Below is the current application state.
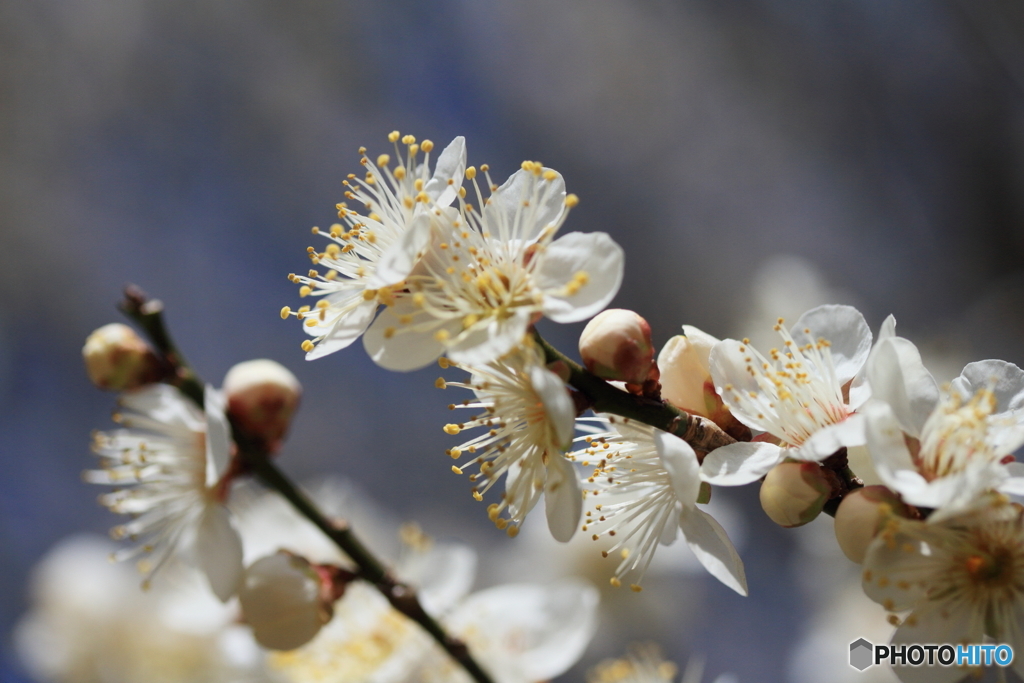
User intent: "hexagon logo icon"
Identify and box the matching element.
[849,638,873,671]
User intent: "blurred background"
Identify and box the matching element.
[3,0,1024,681]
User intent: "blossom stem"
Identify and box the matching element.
[118,286,495,683]
[532,329,737,453]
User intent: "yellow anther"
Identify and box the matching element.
[408,143,419,156]
[458,187,467,198]
[377,153,390,167]
[495,518,508,530]
[435,329,450,342]
[358,146,367,154]
[416,191,429,203]
[435,377,447,389]
[368,212,382,223]
[297,305,311,314]
[412,292,425,306]
[383,327,396,339]
[610,578,622,588]
[465,166,477,180]
[325,244,341,258]
[438,357,451,369]
[506,525,519,538]
[280,306,291,319]
[462,314,479,329]
[472,491,483,501]
[399,314,413,325]
[451,465,463,475]
[301,340,315,352]
[565,193,579,208]
[443,424,461,435]
[363,289,377,301]
[299,286,312,297]
[388,131,400,142]
[543,169,557,181]
[394,167,406,180]
[421,139,434,152]
[403,196,415,209]
[311,226,320,234]
[630,584,643,593]
[304,318,317,328]
[448,447,462,459]
[402,134,416,145]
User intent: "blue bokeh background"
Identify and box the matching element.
[3,1,1024,681]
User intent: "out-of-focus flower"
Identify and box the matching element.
[863,341,1024,519]
[15,535,271,683]
[758,461,832,528]
[579,417,747,595]
[440,342,581,541]
[284,134,466,360]
[238,551,335,651]
[579,309,656,385]
[861,498,1024,683]
[363,161,624,370]
[223,359,301,453]
[588,644,737,683]
[84,384,243,601]
[702,305,874,487]
[832,486,909,564]
[82,323,161,391]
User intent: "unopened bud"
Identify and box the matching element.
[658,326,718,414]
[759,461,832,527]
[223,360,301,452]
[579,309,655,385]
[834,486,909,564]
[238,552,334,651]
[82,323,161,391]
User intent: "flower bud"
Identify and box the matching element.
[82,323,161,391]
[658,326,717,414]
[223,360,301,452]
[834,486,909,564]
[759,461,832,527]
[238,552,333,650]
[579,309,655,385]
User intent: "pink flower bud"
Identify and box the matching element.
[82,323,161,391]
[834,486,909,564]
[223,360,301,452]
[759,461,833,527]
[578,309,654,385]
[658,326,717,414]
[238,551,334,650]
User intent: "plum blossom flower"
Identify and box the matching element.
[84,384,243,601]
[440,342,581,541]
[863,334,1024,519]
[363,161,624,371]
[284,133,466,360]
[578,418,747,595]
[861,499,1024,683]
[701,305,874,487]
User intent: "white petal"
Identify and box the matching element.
[368,213,434,287]
[889,605,980,683]
[532,365,575,449]
[362,305,453,371]
[700,441,783,486]
[304,299,378,360]
[446,309,531,366]
[790,304,872,384]
[400,542,477,617]
[203,385,232,485]
[866,336,939,438]
[119,384,204,432]
[447,579,598,682]
[536,232,624,323]
[708,340,772,432]
[679,507,748,595]
[952,359,1024,414]
[423,136,466,208]
[194,505,244,602]
[1000,466,1024,496]
[653,430,701,505]
[482,168,565,244]
[545,456,582,543]
[790,414,865,462]
[861,399,919,491]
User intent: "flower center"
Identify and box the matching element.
[917,389,998,481]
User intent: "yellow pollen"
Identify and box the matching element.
[301,340,315,352]
[465,166,477,179]
[451,465,463,475]
[443,424,461,435]
[448,447,462,458]
[610,578,621,588]
[565,193,579,208]
[402,134,416,145]
[630,584,643,593]
[394,167,406,180]
[299,286,312,297]
[435,378,447,389]
[383,327,396,339]
[421,140,434,152]
[377,154,390,167]
[472,491,483,501]
[434,329,450,342]
[280,306,291,319]
[543,169,558,181]
[388,131,400,142]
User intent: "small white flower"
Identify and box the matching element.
[579,418,747,595]
[863,339,1024,518]
[861,499,1024,683]
[363,161,624,371]
[84,384,244,601]
[285,133,467,360]
[702,305,874,487]
[441,342,581,542]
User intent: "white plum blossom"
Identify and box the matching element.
[84,384,244,601]
[284,133,467,360]
[863,334,1024,519]
[440,341,581,541]
[701,305,874,487]
[578,417,747,595]
[861,499,1024,683]
[363,160,624,371]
